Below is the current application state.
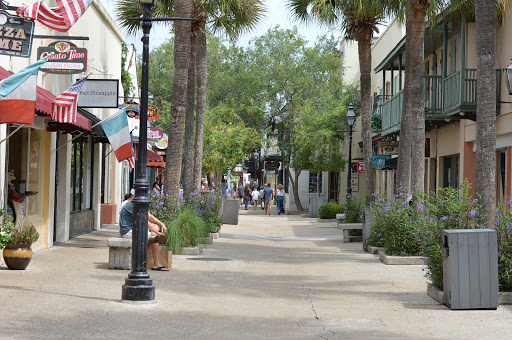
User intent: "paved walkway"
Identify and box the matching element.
[1,208,512,339]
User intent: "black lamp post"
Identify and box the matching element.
[122,0,156,302]
[346,103,356,198]
[121,1,196,302]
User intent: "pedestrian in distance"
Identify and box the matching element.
[276,184,285,215]
[221,178,228,198]
[244,184,252,210]
[263,183,273,215]
[259,187,265,210]
[226,184,232,198]
[251,187,260,210]
[238,183,244,205]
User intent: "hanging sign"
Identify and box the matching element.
[78,79,119,108]
[37,41,87,74]
[378,141,399,155]
[147,127,163,145]
[357,160,365,173]
[124,103,159,120]
[373,155,391,169]
[0,11,35,58]
[156,133,168,149]
[351,174,359,192]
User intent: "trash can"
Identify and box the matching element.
[222,199,239,225]
[442,229,499,310]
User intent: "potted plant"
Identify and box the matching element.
[2,224,39,270]
[0,210,15,250]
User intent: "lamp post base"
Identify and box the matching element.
[122,277,155,301]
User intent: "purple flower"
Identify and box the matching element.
[473,198,478,203]
[163,207,167,210]
[423,257,427,263]
[377,233,382,237]
[159,202,164,205]
[470,210,476,216]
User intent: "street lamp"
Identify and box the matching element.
[121,1,197,302]
[346,103,356,198]
[122,0,156,302]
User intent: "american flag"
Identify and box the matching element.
[17,0,93,33]
[51,75,88,124]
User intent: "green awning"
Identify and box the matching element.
[374,37,406,74]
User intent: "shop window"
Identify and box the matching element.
[71,135,93,213]
[309,172,323,194]
[8,127,42,216]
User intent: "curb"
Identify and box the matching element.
[427,284,512,305]
[379,251,424,265]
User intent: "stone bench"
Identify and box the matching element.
[108,237,172,270]
[336,214,346,228]
[337,223,363,243]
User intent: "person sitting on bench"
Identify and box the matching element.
[119,196,169,271]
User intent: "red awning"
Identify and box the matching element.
[0,66,91,133]
[135,146,165,168]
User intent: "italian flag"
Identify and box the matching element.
[100,112,135,168]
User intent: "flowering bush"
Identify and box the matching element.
[416,182,483,290]
[368,189,422,255]
[9,225,40,245]
[338,195,366,223]
[0,210,15,249]
[494,205,512,291]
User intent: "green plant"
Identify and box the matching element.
[9,225,40,245]
[0,210,15,249]
[417,181,483,290]
[494,204,512,291]
[317,202,342,219]
[165,209,208,254]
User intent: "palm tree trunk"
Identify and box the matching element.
[288,168,303,212]
[408,2,426,194]
[193,28,207,191]
[164,0,192,201]
[182,30,197,194]
[396,3,414,192]
[475,0,496,228]
[357,29,374,199]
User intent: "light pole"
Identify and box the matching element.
[346,103,356,198]
[122,0,196,302]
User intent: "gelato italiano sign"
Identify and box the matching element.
[37,41,87,74]
[0,11,34,58]
[125,103,159,120]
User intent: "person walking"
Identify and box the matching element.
[259,187,265,210]
[221,179,228,198]
[243,184,252,210]
[263,183,273,215]
[275,184,285,215]
[237,183,244,205]
[251,187,260,210]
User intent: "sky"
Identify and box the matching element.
[102,0,343,52]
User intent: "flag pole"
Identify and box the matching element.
[0,125,24,145]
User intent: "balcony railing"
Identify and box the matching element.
[380,69,502,135]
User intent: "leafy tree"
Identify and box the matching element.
[121,42,135,102]
[202,105,261,183]
[288,0,386,199]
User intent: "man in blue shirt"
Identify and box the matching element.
[220,179,228,198]
[263,183,273,215]
[119,198,169,271]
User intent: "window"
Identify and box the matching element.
[309,172,323,194]
[71,135,93,212]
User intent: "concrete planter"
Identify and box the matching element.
[178,244,205,255]
[308,197,324,218]
[367,245,384,254]
[379,251,424,265]
[316,218,336,223]
[211,232,220,239]
[197,234,213,245]
[427,284,512,305]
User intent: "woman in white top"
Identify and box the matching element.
[251,188,260,210]
[275,184,285,215]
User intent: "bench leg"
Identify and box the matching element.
[343,229,350,243]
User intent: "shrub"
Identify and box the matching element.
[165,209,208,254]
[495,205,512,291]
[318,202,342,219]
[417,181,483,290]
[368,190,421,255]
[339,196,365,223]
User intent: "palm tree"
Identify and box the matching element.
[288,0,386,199]
[116,0,193,201]
[474,0,496,228]
[117,0,265,196]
